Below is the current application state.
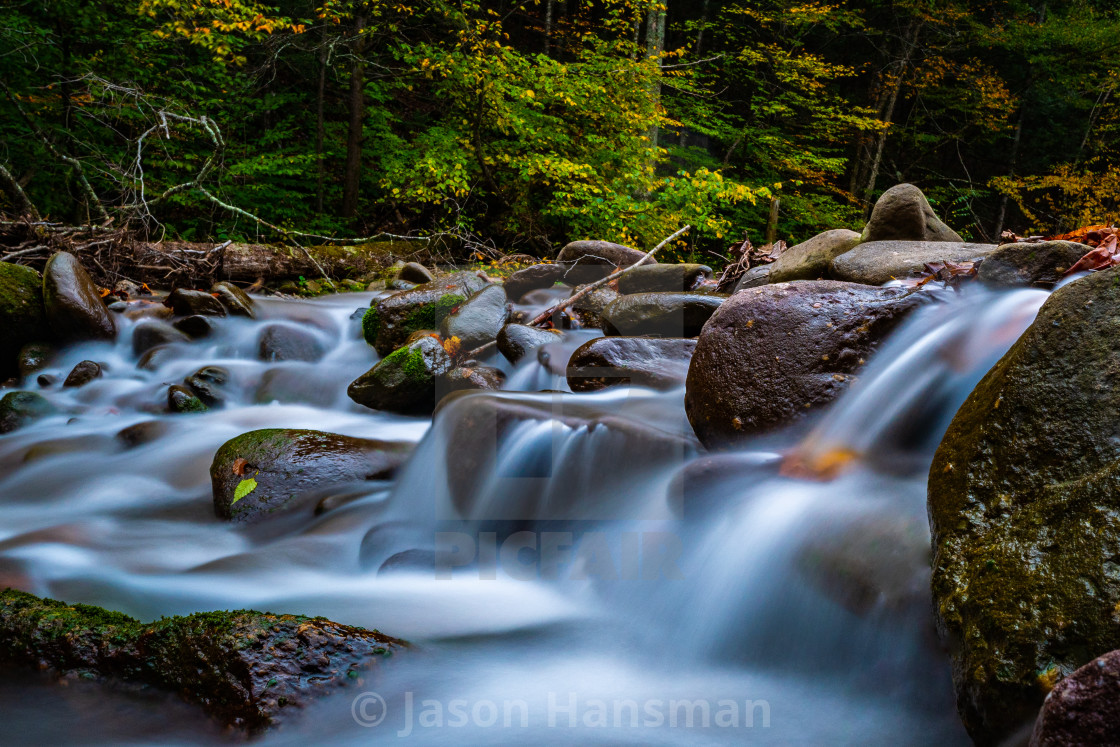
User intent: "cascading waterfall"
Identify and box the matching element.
[0,285,1050,744]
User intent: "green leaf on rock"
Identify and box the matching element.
[232,478,257,504]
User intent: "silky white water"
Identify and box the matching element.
[0,286,1048,744]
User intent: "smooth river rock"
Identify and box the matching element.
[616,263,712,293]
[977,240,1091,288]
[439,284,509,350]
[929,266,1120,744]
[364,271,489,356]
[685,281,926,448]
[348,335,454,414]
[503,263,567,301]
[496,323,563,363]
[566,337,696,392]
[830,240,996,286]
[602,292,724,337]
[861,183,963,243]
[1031,649,1120,746]
[555,240,655,284]
[768,229,861,282]
[42,252,115,341]
[0,262,49,378]
[211,428,411,523]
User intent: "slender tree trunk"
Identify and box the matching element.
[315,39,328,215]
[765,197,780,244]
[645,6,666,152]
[994,107,1025,240]
[544,0,553,55]
[0,163,41,220]
[341,14,367,219]
[862,19,922,212]
[695,0,710,57]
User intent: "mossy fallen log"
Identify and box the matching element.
[0,588,405,732]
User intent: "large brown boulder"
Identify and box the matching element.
[211,428,411,523]
[1031,649,1120,746]
[928,266,1120,744]
[861,183,963,243]
[42,252,115,341]
[555,240,654,284]
[831,240,996,286]
[567,337,696,392]
[977,241,1090,288]
[768,229,861,283]
[685,281,925,448]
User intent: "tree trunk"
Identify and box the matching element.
[544,0,553,55]
[0,163,41,220]
[341,14,367,219]
[994,107,1025,240]
[695,0,710,57]
[645,6,666,153]
[315,39,328,216]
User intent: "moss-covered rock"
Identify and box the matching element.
[211,428,411,522]
[928,266,1120,744]
[0,262,49,378]
[41,252,115,341]
[0,391,56,433]
[0,588,404,732]
[348,335,454,414]
[368,272,489,355]
[167,384,207,413]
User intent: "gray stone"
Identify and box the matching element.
[769,229,861,282]
[602,292,724,337]
[830,240,996,286]
[861,183,964,243]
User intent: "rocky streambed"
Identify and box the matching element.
[0,183,1116,744]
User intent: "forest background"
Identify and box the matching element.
[2,0,1117,264]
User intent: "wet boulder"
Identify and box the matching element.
[397,262,435,285]
[184,366,229,407]
[977,241,1090,288]
[1030,649,1120,746]
[442,365,506,393]
[364,271,489,355]
[617,263,712,293]
[555,240,655,284]
[172,314,215,339]
[567,337,696,392]
[733,265,771,291]
[42,252,115,341]
[496,323,563,364]
[210,281,255,317]
[62,360,102,388]
[439,284,509,350]
[211,428,412,522]
[257,323,326,362]
[17,342,53,378]
[861,183,963,243]
[0,391,55,433]
[685,281,925,448]
[0,262,49,378]
[132,320,188,356]
[164,288,227,317]
[830,240,996,286]
[348,335,453,414]
[0,588,404,733]
[504,263,567,301]
[568,285,620,330]
[768,229,862,283]
[167,384,207,413]
[928,265,1120,744]
[255,365,337,407]
[602,292,723,337]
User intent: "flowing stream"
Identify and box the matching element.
[0,285,1049,744]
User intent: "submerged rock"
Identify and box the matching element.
[17,342,53,378]
[1031,649,1120,746]
[602,292,723,337]
[496,323,563,364]
[442,364,506,393]
[167,384,207,413]
[132,320,188,356]
[0,391,55,433]
[830,240,996,286]
[183,366,229,407]
[439,284,509,350]
[685,281,925,448]
[257,323,326,362]
[0,588,404,733]
[567,337,696,392]
[861,183,963,243]
[0,262,49,379]
[164,288,227,317]
[365,272,489,355]
[63,360,102,388]
[555,240,655,284]
[977,240,1090,288]
[348,335,453,414]
[768,229,861,282]
[928,266,1120,744]
[210,281,255,317]
[211,428,411,522]
[172,315,214,339]
[568,285,620,330]
[42,252,115,341]
[617,263,712,293]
